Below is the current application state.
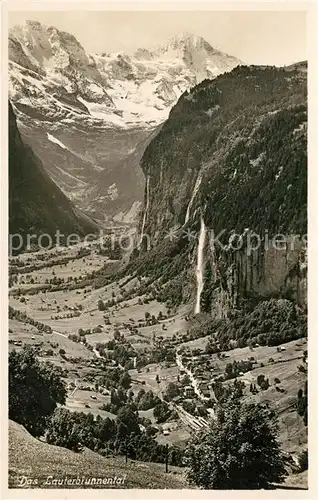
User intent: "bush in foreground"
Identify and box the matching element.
[298,449,308,472]
[9,346,66,437]
[185,398,287,489]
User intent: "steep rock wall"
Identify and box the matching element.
[135,64,307,312]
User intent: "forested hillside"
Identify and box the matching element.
[127,63,307,338]
[9,102,98,252]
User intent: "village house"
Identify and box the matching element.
[198,382,210,398]
[184,385,195,398]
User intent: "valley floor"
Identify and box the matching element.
[8,238,308,488]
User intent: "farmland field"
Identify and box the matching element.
[8,238,308,488]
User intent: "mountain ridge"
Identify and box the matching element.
[9,101,99,252]
[129,62,307,316]
[9,21,241,223]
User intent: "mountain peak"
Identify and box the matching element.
[10,20,80,48]
[169,32,211,47]
[25,20,42,28]
[157,32,215,55]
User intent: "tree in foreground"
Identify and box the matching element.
[153,401,171,423]
[46,407,82,452]
[185,398,287,489]
[9,346,66,437]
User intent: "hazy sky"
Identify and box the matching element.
[9,10,307,65]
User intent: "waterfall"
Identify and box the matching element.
[195,215,206,314]
[139,175,150,246]
[184,173,202,225]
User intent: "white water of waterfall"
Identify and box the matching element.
[139,176,150,246]
[184,173,202,225]
[195,216,206,314]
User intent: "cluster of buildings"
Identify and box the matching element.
[176,351,216,402]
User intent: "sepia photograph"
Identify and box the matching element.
[3,0,310,493]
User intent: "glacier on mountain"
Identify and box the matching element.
[8,22,242,223]
[9,23,241,129]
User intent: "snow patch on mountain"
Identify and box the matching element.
[91,33,242,126]
[47,132,68,150]
[107,183,119,201]
[9,23,241,129]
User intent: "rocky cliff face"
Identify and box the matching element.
[9,20,113,109]
[9,23,240,223]
[200,235,307,320]
[132,63,307,314]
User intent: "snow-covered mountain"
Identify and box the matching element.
[9,20,116,124]
[92,32,241,126]
[9,22,241,223]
